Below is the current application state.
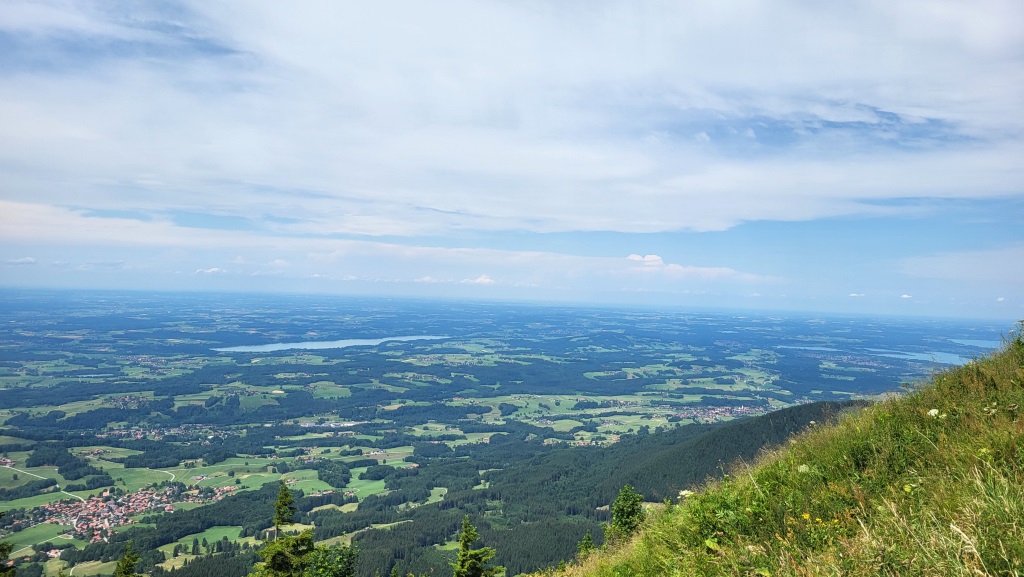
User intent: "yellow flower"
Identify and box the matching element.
[802,513,810,521]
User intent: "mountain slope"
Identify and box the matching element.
[551,324,1024,577]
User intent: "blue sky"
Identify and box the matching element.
[1,1,1022,320]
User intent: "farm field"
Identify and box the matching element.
[0,290,1008,576]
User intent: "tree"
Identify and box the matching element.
[113,541,141,577]
[274,480,296,539]
[608,484,645,541]
[303,543,358,577]
[249,487,357,577]
[576,530,595,561]
[0,516,13,577]
[451,515,504,577]
[250,530,357,577]
[252,530,315,577]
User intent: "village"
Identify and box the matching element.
[33,483,239,544]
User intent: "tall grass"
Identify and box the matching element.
[547,323,1024,577]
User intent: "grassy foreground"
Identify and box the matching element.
[547,324,1024,577]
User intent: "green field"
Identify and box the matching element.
[0,293,984,577]
[1,522,82,555]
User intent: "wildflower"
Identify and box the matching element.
[797,464,810,474]
[801,513,810,521]
[678,489,696,500]
[927,409,939,418]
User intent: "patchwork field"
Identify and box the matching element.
[0,291,1006,576]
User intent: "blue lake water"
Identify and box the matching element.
[865,348,971,365]
[213,335,448,353]
[949,338,1003,348]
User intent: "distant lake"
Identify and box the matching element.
[213,335,447,353]
[949,338,1003,348]
[865,348,971,365]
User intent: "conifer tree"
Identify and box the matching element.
[113,541,141,577]
[274,480,296,539]
[249,482,357,577]
[451,515,504,577]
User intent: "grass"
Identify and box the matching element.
[62,559,117,576]
[544,324,1024,577]
[343,469,390,499]
[2,522,76,554]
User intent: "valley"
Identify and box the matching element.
[0,290,1007,576]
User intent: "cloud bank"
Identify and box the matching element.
[0,1,1021,317]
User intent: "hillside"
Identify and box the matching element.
[549,324,1024,577]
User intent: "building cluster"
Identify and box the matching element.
[35,484,239,543]
[95,423,232,441]
[671,404,766,422]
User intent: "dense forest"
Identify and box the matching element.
[2,401,856,576]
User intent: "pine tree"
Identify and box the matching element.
[274,480,296,539]
[113,541,141,577]
[451,515,504,577]
[249,486,357,577]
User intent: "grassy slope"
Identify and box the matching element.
[548,324,1024,577]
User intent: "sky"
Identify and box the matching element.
[1,1,1023,320]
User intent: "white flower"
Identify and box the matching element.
[797,464,810,474]
[678,490,696,500]
[927,409,940,418]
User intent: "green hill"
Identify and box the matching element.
[547,324,1024,577]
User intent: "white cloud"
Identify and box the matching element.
[848,293,865,297]
[462,274,495,285]
[624,254,768,282]
[0,201,774,295]
[0,2,1021,237]
[901,294,913,299]
[4,256,36,265]
[0,3,1021,316]
[627,254,665,266]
